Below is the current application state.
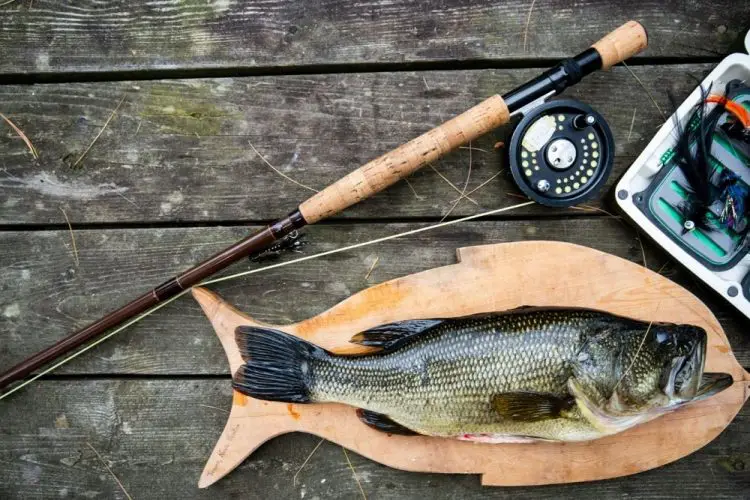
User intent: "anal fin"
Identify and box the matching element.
[356,409,418,436]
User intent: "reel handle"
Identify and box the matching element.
[299,95,509,223]
[591,20,648,70]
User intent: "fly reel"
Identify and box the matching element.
[508,99,614,207]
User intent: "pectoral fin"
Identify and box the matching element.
[356,409,419,436]
[492,392,575,421]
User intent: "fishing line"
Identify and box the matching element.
[0,291,189,401]
[0,200,535,400]
[202,201,535,286]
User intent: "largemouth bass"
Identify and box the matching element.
[232,308,732,442]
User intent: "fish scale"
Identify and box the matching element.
[309,311,595,440]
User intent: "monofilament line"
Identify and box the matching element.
[0,200,534,400]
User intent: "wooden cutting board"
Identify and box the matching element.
[191,241,750,488]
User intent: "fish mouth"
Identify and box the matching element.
[671,327,706,399]
[692,372,734,401]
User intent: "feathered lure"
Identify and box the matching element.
[674,80,750,234]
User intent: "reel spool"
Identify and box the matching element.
[508,99,614,207]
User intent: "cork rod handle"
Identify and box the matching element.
[591,20,648,70]
[299,95,509,223]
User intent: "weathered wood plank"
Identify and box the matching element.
[0,380,747,499]
[2,220,749,375]
[0,65,712,224]
[0,1,742,76]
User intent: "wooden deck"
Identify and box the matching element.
[0,1,748,498]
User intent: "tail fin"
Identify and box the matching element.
[232,326,327,403]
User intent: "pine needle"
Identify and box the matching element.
[571,204,621,219]
[636,233,648,268]
[342,447,367,500]
[440,141,473,221]
[429,165,479,205]
[450,171,502,203]
[0,112,39,159]
[627,108,637,141]
[60,208,79,268]
[403,178,425,200]
[459,146,490,154]
[364,256,379,280]
[294,438,324,486]
[0,0,18,7]
[621,62,667,122]
[86,442,133,500]
[248,142,318,193]
[197,404,229,414]
[522,0,537,52]
[73,95,127,168]
[656,261,671,275]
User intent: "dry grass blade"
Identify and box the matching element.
[522,0,537,52]
[0,0,18,7]
[342,447,367,500]
[621,62,667,122]
[249,142,319,193]
[0,112,39,159]
[294,438,324,486]
[60,208,79,268]
[85,442,133,500]
[73,95,127,168]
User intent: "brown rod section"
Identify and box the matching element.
[0,210,306,389]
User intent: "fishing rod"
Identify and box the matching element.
[0,20,648,393]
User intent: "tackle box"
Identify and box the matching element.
[614,30,750,319]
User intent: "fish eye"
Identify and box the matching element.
[655,331,671,344]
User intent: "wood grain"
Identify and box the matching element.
[194,241,749,487]
[0,1,742,76]
[2,220,749,376]
[0,65,713,224]
[0,379,747,499]
[1,2,748,498]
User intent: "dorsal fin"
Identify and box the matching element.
[349,319,443,351]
